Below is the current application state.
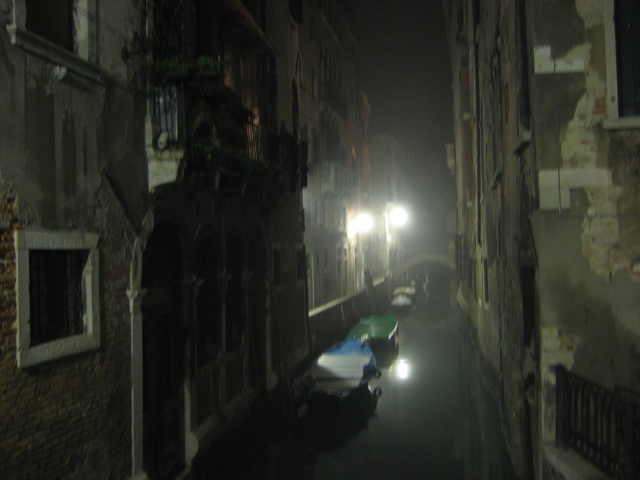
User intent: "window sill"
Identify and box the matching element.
[603,117,640,130]
[6,24,102,84]
[17,333,100,368]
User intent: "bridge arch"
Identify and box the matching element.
[388,253,456,289]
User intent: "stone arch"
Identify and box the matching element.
[246,225,270,391]
[291,78,300,136]
[140,221,187,480]
[224,229,248,400]
[192,226,224,425]
[388,253,456,290]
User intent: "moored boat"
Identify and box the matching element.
[294,338,382,420]
[347,315,399,353]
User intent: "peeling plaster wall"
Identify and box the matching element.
[530,0,640,389]
[0,2,147,231]
[448,0,640,476]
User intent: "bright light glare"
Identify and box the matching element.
[354,213,373,233]
[389,207,408,227]
[395,359,410,380]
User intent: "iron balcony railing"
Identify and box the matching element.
[556,365,640,480]
[152,73,264,163]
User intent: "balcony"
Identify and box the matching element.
[149,67,307,198]
[150,65,264,171]
[556,365,640,480]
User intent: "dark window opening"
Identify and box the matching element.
[515,0,531,131]
[296,248,306,281]
[289,0,303,23]
[26,0,74,51]
[615,0,640,117]
[520,267,536,348]
[195,241,221,368]
[483,258,490,304]
[273,249,282,287]
[225,239,245,352]
[29,249,87,346]
[292,80,300,136]
[195,0,220,59]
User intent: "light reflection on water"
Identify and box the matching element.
[393,359,410,380]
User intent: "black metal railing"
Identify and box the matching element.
[152,68,266,164]
[556,365,640,480]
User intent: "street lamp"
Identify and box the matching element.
[389,206,408,227]
[354,212,374,233]
[385,205,409,269]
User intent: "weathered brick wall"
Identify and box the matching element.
[0,186,133,480]
[0,193,19,371]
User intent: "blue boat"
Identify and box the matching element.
[295,338,382,420]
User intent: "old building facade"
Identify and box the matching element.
[0,1,312,479]
[445,0,640,478]
[295,0,371,308]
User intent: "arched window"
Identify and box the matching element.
[291,79,300,137]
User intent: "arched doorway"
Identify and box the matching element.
[194,235,222,425]
[224,233,247,401]
[247,229,268,391]
[291,79,300,136]
[141,224,185,480]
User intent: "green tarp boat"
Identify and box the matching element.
[347,315,399,351]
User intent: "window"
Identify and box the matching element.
[289,0,303,23]
[15,230,100,367]
[483,258,490,304]
[296,247,306,282]
[195,239,221,368]
[272,248,282,287]
[154,85,180,144]
[6,0,99,81]
[605,0,640,127]
[26,0,74,51]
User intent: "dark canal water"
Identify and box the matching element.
[194,279,516,479]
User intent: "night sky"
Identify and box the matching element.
[351,0,455,253]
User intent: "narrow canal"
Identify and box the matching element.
[194,275,516,479]
[311,295,462,479]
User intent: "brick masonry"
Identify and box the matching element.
[0,187,133,480]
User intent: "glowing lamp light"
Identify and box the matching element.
[353,213,373,233]
[389,206,408,227]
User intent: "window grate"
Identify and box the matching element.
[29,250,87,346]
[154,85,180,142]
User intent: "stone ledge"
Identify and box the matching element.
[543,445,611,480]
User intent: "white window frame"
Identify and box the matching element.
[15,230,100,368]
[603,0,640,129]
[6,0,101,83]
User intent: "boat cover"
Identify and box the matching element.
[391,294,412,306]
[307,339,377,394]
[393,286,416,296]
[347,315,398,341]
